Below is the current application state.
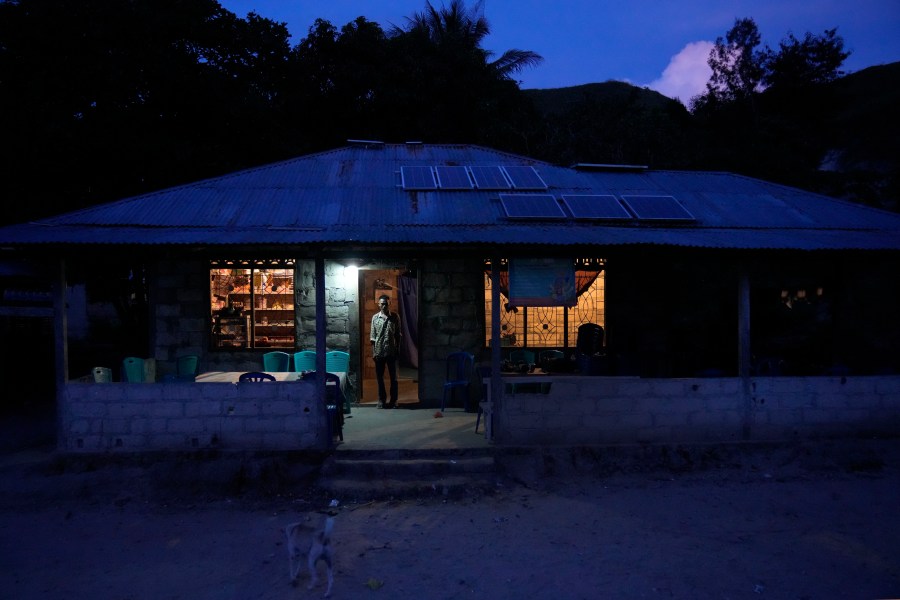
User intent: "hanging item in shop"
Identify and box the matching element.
[508,258,577,307]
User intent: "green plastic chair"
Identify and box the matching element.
[263,351,291,372]
[325,350,349,373]
[122,357,145,383]
[508,349,535,366]
[293,350,316,372]
[164,355,199,381]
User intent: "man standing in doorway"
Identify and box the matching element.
[370,294,402,408]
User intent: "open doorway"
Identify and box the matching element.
[359,267,419,405]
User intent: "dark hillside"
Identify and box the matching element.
[523,81,696,169]
[817,62,900,209]
[522,64,899,212]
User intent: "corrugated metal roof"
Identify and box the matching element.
[1,143,899,251]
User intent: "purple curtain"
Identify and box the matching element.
[398,275,419,368]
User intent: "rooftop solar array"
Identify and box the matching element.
[499,194,566,219]
[435,166,473,189]
[400,166,436,190]
[395,167,697,225]
[503,166,548,190]
[561,195,632,220]
[620,195,695,221]
[469,166,511,189]
[400,165,548,191]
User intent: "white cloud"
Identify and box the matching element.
[646,41,714,103]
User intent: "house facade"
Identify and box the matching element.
[1,143,898,452]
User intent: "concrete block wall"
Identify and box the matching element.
[419,257,485,406]
[495,375,900,446]
[294,260,358,354]
[152,258,209,377]
[60,380,328,452]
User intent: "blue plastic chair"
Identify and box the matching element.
[263,351,291,372]
[441,351,474,412]
[238,371,276,382]
[122,357,145,383]
[325,350,350,373]
[293,350,316,372]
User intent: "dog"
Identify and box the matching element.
[284,514,335,597]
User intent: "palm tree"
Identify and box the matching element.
[392,0,542,80]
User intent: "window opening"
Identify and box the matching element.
[209,260,295,350]
[484,258,605,348]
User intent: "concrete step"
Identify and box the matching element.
[316,449,500,500]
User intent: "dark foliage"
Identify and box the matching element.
[0,1,897,227]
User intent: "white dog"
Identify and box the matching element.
[284,514,335,597]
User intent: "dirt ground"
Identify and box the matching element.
[1,426,899,600]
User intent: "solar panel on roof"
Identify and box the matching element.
[561,195,632,220]
[470,166,511,189]
[400,166,436,190]
[503,166,547,190]
[499,194,566,219]
[620,195,695,222]
[435,166,473,189]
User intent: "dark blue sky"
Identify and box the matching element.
[221,0,900,101]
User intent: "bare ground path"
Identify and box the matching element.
[1,433,899,599]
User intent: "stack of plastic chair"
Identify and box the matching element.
[121,357,145,383]
[293,350,316,372]
[262,351,291,372]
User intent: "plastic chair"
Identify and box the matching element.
[92,366,112,383]
[293,350,316,372]
[143,357,157,382]
[301,371,344,444]
[538,350,564,391]
[263,351,291,372]
[176,355,199,380]
[539,350,565,365]
[122,357,145,382]
[163,355,200,381]
[441,351,474,412]
[238,371,276,382]
[508,349,535,366]
[507,350,535,393]
[325,350,350,373]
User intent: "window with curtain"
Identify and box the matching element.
[484,258,605,348]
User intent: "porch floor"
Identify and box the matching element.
[336,405,490,451]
